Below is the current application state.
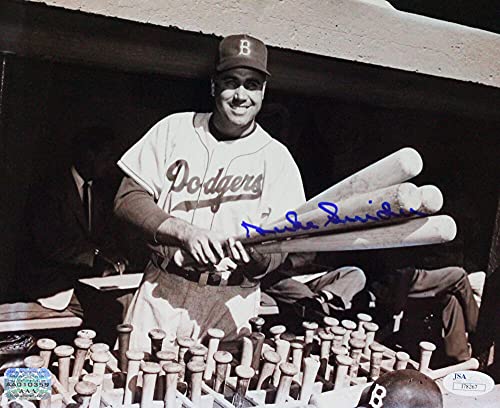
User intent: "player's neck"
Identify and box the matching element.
[209,115,256,141]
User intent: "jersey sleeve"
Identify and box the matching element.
[117,117,171,200]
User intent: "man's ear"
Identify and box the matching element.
[210,79,215,97]
[262,81,267,100]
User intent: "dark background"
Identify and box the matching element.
[388,1,500,34]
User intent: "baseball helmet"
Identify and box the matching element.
[358,369,443,408]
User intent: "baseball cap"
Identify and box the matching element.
[216,34,271,76]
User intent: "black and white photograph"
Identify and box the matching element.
[0,0,499,407]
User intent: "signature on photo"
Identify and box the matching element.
[240,201,428,238]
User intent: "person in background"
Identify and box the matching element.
[21,126,128,316]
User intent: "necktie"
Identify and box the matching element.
[82,180,92,232]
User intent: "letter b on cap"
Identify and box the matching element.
[239,39,251,56]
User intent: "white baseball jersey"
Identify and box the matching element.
[118,112,305,348]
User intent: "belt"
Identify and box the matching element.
[151,253,250,287]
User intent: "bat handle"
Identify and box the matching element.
[72,337,92,378]
[275,362,298,404]
[141,362,161,408]
[204,328,225,382]
[54,345,74,391]
[428,358,479,380]
[116,323,133,372]
[82,373,104,408]
[90,351,109,376]
[394,351,410,370]
[163,362,182,408]
[187,361,206,407]
[273,339,291,386]
[74,380,98,408]
[333,355,353,389]
[123,350,144,405]
[256,351,280,390]
[369,343,385,381]
[348,339,364,379]
[419,341,436,372]
[300,357,320,403]
[37,338,57,369]
[213,351,233,394]
[233,365,255,407]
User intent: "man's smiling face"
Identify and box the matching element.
[213,67,267,135]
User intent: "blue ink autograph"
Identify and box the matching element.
[240,201,428,238]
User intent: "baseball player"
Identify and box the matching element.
[114,34,305,350]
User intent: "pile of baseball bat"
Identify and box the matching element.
[175,147,457,268]
[9,318,480,408]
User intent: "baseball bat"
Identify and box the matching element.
[156,350,178,400]
[245,182,423,243]
[240,337,254,368]
[24,355,44,368]
[72,337,92,379]
[250,332,265,372]
[290,340,304,380]
[163,362,182,407]
[90,351,109,376]
[123,350,144,405]
[51,372,77,404]
[213,350,233,394]
[362,322,379,357]
[74,381,97,408]
[37,338,57,369]
[149,328,167,360]
[77,329,97,341]
[333,355,353,389]
[141,361,161,408]
[394,351,410,370]
[189,344,208,363]
[323,317,339,332]
[187,360,206,407]
[331,326,346,349]
[417,185,443,214]
[204,328,225,381]
[255,215,457,253]
[329,346,347,382]
[232,365,255,408]
[177,336,196,382]
[302,321,318,359]
[89,343,120,374]
[300,357,320,403]
[275,362,298,404]
[270,147,423,223]
[428,358,479,380]
[418,341,436,372]
[90,343,109,353]
[348,338,365,379]
[318,331,334,378]
[54,345,74,391]
[256,350,281,390]
[116,323,133,372]
[341,320,356,347]
[82,373,103,408]
[269,325,286,343]
[273,339,291,386]
[249,316,265,333]
[356,313,373,334]
[369,343,385,381]
[351,330,367,343]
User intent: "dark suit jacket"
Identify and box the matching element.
[19,168,119,299]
